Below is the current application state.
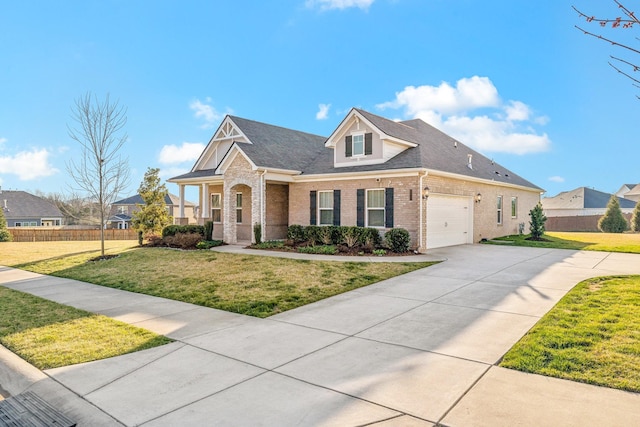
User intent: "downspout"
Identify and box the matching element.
[260,169,267,242]
[419,170,428,253]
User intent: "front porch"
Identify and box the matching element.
[174,181,289,244]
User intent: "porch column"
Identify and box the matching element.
[201,183,209,219]
[223,187,236,244]
[179,185,185,218]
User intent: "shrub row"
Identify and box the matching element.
[162,224,205,238]
[286,225,410,253]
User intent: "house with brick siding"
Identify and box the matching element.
[168,108,543,251]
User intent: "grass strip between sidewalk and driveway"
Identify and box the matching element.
[486,232,640,254]
[500,275,640,393]
[2,242,436,318]
[0,286,172,369]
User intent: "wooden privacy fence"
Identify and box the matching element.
[9,228,138,242]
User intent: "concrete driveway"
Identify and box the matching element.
[1,245,640,426]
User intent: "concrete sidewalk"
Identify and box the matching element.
[1,245,640,426]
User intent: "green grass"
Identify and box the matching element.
[487,232,640,254]
[500,275,640,392]
[0,240,136,266]
[3,243,435,318]
[0,286,171,369]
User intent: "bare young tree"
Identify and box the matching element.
[574,1,640,95]
[67,92,131,257]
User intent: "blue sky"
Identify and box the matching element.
[1,0,638,202]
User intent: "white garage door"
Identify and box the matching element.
[427,194,472,249]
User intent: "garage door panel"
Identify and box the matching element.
[427,195,472,249]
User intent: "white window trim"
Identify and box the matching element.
[211,193,222,223]
[236,193,243,224]
[497,195,503,225]
[318,190,334,226]
[352,132,365,157]
[366,188,385,228]
[511,196,517,219]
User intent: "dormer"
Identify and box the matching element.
[192,116,250,171]
[325,108,418,168]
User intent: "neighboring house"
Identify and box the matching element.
[107,193,196,229]
[615,183,638,200]
[622,184,640,203]
[0,190,63,227]
[168,108,543,251]
[542,186,636,231]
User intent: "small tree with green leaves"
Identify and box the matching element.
[630,201,640,232]
[598,196,629,233]
[0,207,12,242]
[131,167,173,238]
[528,202,547,240]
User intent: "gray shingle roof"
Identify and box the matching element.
[229,116,327,172]
[0,190,63,219]
[170,168,220,181]
[113,193,195,206]
[170,109,541,191]
[542,187,637,209]
[108,213,132,222]
[303,109,542,190]
[355,108,418,144]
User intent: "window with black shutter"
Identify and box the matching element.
[310,190,317,225]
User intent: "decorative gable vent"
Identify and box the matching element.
[214,122,241,140]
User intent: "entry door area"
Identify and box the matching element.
[426,194,472,249]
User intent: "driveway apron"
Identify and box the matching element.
[1,245,640,426]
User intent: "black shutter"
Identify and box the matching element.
[333,190,341,226]
[310,191,317,225]
[345,135,353,157]
[365,133,373,155]
[356,189,365,227]
[385,188,394,228]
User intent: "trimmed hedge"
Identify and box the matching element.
[286,225,409,253]
[384,228,410,253]
[162,224,205,238]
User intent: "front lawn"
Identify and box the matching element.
[4,244,435,318]
[0,286,171,369]
[500,275,640,392]
[488,232,640,254]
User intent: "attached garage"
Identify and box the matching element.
[426,194,473,249]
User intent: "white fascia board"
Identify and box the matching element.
[325,109,417,149]
[216,144,259,173]
[191,116,228,172]
[333,157,387,168]
[167,175,224,185]
[324,108,356,148]
[264,172,297,182]
[192,116,252,172]
[294,168,426,182]
[427,169,544,193]
[382,136,418,148]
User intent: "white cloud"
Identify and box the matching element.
[159,167,190,180]
[316,103,331,120]
[306,0,374,11]
[377,76,551,155]
[505,100,530,121]
[548,176,565,183]
[0,148,58,180]
[159,142,205,164]
[0,137,7,146]
[378,76,499,115]
[190,98,231,129]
